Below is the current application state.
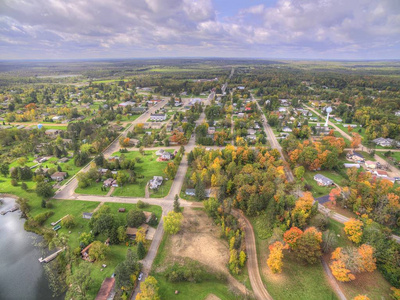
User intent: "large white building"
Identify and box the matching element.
[150,114,167,121]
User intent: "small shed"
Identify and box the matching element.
[83,212,93,219]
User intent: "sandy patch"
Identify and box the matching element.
[204,294,221,300]
[166,208,229,274]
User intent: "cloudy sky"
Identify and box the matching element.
[1,0,399,60]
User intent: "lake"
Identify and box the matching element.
[0,197,63,300]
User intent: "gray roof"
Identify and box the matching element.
[314,174,334,185]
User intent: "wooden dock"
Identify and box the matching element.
[50,214,69,226]
[39,247,65,263]
[0,205,19,215]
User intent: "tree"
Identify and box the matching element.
[239,251,246,267]
[137,241,146,260]
[351,133,362,149]
[267,241,284,273]
[353,296,370,300]
[61,215,76,229]
[36,182,54,198]
[117,226,126,243]
[164,162,177,179]
[117,171,129,187]
[291,192,314,228]
[195,180,206,201]
[0,163,9,177]
[79,232,94,247]
[90,205,115,235]
[65,265,92,300]
[16,157,27,166]
[21,182,28,190]
[135,227,147,245]
[344,218,363,244]
[163,211,183,235]
[295,227,322,264]
[115,249,141,290]
[294,166,305,181]
[136,276,160,300]
[127,210,146,228]
[173,194,180,213]
[89,241,110,261]
[283,227,303,250]
[139,146,145,156]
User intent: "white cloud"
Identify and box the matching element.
[0,0,399,59]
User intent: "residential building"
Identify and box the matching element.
[334,117,342,122]
[208,127,216,135]
[50,172,67,181]
[150,114,167,121]
[82,212,93,219]
[149,176,163,189]
[365,161,377,169]
[374,170,388,178]
[160,152,173,161]
[282,126,293,133]
[103,178,118,187]
[185,189,196,196]
[95,277,116,300]
[52,115,64,121]
[314,174,334,186]
[344,163,360,168]
[347,151,365,163]
[118,101,135,107]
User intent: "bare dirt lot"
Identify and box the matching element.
[166,208,229,274]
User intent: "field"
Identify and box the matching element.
[75,181,109,196]
[151,208,248,299]
[111,150,173,198]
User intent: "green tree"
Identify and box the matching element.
[195,180,206,201]
[61,215,76,229]
[89,241,110,261]
[79,232,94,247]
[137,241,146,260]
[163,211,183,235]
[294,166,305,181]
[115,249,140,290]
[36,182,54,198]
[136,276,160,300]
[65,265,92,300]
[21,182,28,190]
[173,194,181,213]
[296,227,323,264]
[0,163,9,177]
[127,209,146,228]
[117,226,127,243]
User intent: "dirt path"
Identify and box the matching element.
[232,209,273,300]
[92,201,104,213]
[321,258,347,300]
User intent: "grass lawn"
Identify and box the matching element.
[42,125,68,130]
[250,214,337,300]
[376,151,400,164]
[9,154,37,168]
[75,181,109,196]
[111,150,173,197]
[336,124,366,140]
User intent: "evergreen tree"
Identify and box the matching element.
[195,180,206,201]
[137,241,146,260]
[173,194,180,213]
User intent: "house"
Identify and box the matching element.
[208,127,216,135]
[52,115,64,121]
[35,167,49,175]
[282,126,293,133]
[166,124,173,132]
[82,212,93,219]
[160,152,173,161]
[245,107,252,112]
[237,113,245,118]
[95,277,116,300]
[144,211,152,223]
[347,151,365,163]
[247,129,256,135]
[126,224,149,239]
[278,107,287,113]
[103,178,118,187]
[310,117,318,121]
[344,163,360,168]
[365,160,377,169]
[45,129,60,137]
[156,149,165,156]
[50,172,67,181]
[374,170,388,178]
[185,189,196,196]
[174,101,182,107]
[314,174,334,186]
[237,86,245,90]
[118,101,135,107]
[98,168,109,175]
[344,124,358,128]
[247,134,257,141]
[81,243,93,261]
[58,157,69,163]
[372,137,399,148]
[150,114,167,121]
[334,118,342,122]
[149,176,163,189]
[131,107,146,114]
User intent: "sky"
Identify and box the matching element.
[0,0,400,60]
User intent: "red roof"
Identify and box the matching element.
[95,277,115,300]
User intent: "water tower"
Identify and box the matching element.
[325,106,332,127]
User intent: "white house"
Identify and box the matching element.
[314,174,334,186]
[52,115,64,121]
[150,114,167,121]
[149,176,163,189]
[282,126,292,133]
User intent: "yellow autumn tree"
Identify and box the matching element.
[267,241,284,274]
[135,276,160,300]
[344,218,364,244]
[353,296,370,300]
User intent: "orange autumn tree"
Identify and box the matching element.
[344,218,364,244]
[353,295,370,300]
[267,241,285,273]
[329,187,341,206]
[283,227,303,249]
[357,244,376,273]
[291,192,315,227]
[351,132,362,149]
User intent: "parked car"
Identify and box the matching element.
[138,272,143,281]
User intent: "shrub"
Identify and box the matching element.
[137,200,149,209]
[33,211,55,225]
[11,179,18,186]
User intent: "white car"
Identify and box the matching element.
[138,272,143,281]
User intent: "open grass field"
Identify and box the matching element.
[75,181,109,196]
[42,125,68,130]
[111,150,173,198]
[336,123,367,140]
[250,214,337,300]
